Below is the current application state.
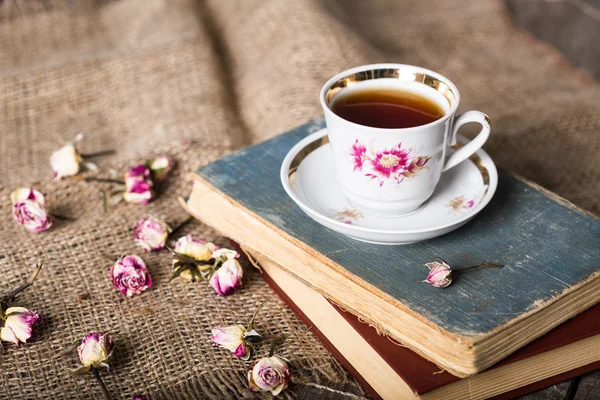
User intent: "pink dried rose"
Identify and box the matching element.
[0,307,39,346]
[247,356,291,395]
[423,260,453,288]
[210,303,263,360]
[131,396,148,400]
[124,180,154,205]
[209,258,243,296]
[77,332,113,369]
[109,255,152,297]
[67,330,117,400]
[209,248,242,295]
[422,258,505,289]
[11,188,53,232]
[125,164,151,183]
[133,217,171,252]
[123,165,154,205]
[147,154,174,183]
[211,324,249,358]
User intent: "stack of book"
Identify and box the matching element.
[185,121,600,399]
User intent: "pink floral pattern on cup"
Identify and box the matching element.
[350,139,431,186]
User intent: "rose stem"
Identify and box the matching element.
[268,335,283,357]
[455,262,504,274]
[91,367,111,400]
[80,150,116,159]
[84,177,125,185]
[51,213,74,221]
[247,302,265,332]
[168,216,194,238]
[102,191,108,214]
[1,263,43,302]
[246,334,280,344]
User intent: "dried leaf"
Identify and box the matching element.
[66,365,91,375]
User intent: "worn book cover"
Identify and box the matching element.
[185,120,600,377]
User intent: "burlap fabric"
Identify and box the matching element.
[0,1,598,399]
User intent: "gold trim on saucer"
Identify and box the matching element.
[453,142,490,186]
[288,136,329,176]
[325,67,457,107]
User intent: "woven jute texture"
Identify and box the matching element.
[0,0,598,399]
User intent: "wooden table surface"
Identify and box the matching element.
[520,371,599,400]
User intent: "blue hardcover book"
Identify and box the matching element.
[185,120,600,378]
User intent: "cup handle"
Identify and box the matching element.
[443,111,491,172]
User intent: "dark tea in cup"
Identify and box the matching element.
[330,88,445,129]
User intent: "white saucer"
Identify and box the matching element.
[280,128,498,245]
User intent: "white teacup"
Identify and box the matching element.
[320,63,491,217]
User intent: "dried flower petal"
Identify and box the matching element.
[12,198,53,233]
[148,154,174,183]
[50,140,83,180]
[247,356,290,395]
[212,248,239,263]
[211,324,248,358]
[10,188,46,207]
[109,255,152,297]
[123,165,154,205]
[133,218,170,252]
[125,164,151,181]
[77,332,112,367]
[174,235,215,260]
[423,261,453,288]
[209,259,243,296]
[0,307,39,346]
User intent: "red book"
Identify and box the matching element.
[255,253,600,400]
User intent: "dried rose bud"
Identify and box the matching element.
[423,260,453,288]
[174,235,216,260]
[209,259,243,296]
[124,180,154,205]
[211,324,249,358]
[125,164,151,182]
[49,135,84,180]
[172,235,217,282]
[109,255,152,297]
[131,396,148,400]
[133,218,170,252]
[247,356,291,395]
[147,154,174,183]
[11,188,53,233]
[78,332,113,368]
[212,248,239,264]
[123,165,154,205]
[0,307,39,346]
